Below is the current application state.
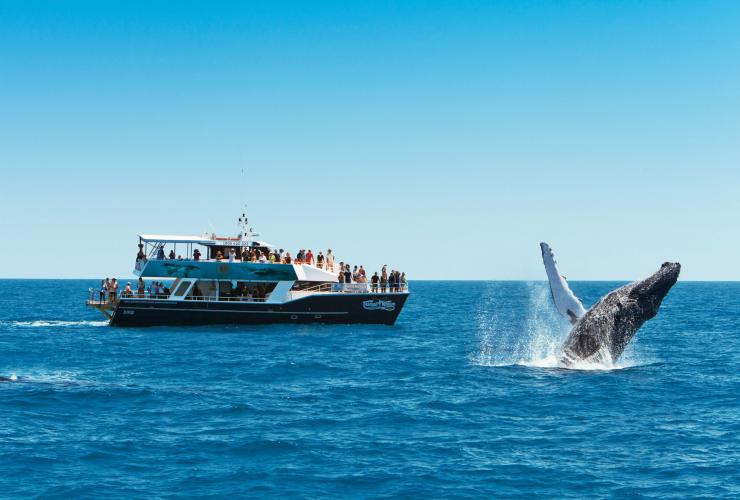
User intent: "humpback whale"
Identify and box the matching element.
[540,243,680,366]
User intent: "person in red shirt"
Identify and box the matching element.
[306,249,314,266]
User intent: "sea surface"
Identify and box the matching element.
[0,279,738,498]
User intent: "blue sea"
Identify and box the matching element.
[0,280,738,498]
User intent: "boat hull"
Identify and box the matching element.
[108,293,409,327]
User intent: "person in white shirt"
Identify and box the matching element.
[326,249,334,271]
[228,248,236,262]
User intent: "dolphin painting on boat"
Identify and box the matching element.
[540,243,680,366]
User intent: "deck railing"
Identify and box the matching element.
[88,281,408,306]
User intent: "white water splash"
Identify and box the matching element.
[9,320,108,328]
[473,282,642,371]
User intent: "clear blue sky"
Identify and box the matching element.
[1,1,738,280]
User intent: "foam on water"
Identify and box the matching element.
[9,320,108,328]
[0,370,83,384]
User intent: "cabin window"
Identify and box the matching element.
[218,281,233,300]
[186,279,217,300]
[231,281,278,301]
[173,281,191,297]
[291,281,331,292]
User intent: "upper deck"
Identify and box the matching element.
[135,233,338,282]
[136,259,337,282]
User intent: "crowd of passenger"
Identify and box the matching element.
[131,243,408,295]
[138,244,344,269]
[97,277,171,302]
[336,264,407,293]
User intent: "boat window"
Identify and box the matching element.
[173,281,191,297]
[291,281,331,292]
[186,280,217,300]
[231,281,278,301]
[218,281,233,300]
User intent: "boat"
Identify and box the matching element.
[86,214,409,326]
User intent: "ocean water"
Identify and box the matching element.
[0,279,738,498]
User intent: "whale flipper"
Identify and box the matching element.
[540,242,587,325]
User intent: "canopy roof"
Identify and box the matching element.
[139,234,212,244]
[138,234,275,248]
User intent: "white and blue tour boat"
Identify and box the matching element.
[87,215,409,326]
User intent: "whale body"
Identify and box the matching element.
[540,243,680,366]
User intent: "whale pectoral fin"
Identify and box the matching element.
[540,242,588,322]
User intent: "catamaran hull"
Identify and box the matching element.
[108,293,409,327]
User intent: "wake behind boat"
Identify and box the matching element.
[87,214,409,326]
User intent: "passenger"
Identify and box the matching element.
[99,279,107,302]
[168,249,175,260]
[284,252,292,264]
[359,265,366,280]
[136,244,146,263]
[216,250,223,262]
[400,272,407,291]
[306,249,314,266]
[193,248,201,261]
[241,248,249,261]
[258,252,267,263]
[343,264,352,284]
[123,282,133,297]
[326,249,334,271]
[380,267,388,293]
[228,248,236,262]
[316,251,324,269]
[178,255,183,260]
[352,265,360,282]
[268,252,276,264]
[296,249,305,264]
[337,270,345,284]
[371,272,379,292]
[277,248,284,262]
[156,246,165,260]
[137,278,145,298]
[111,278,119,301]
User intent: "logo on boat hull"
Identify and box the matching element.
[362,299,396,312]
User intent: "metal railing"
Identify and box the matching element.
[291,282,409,295]
[87,288,272,304]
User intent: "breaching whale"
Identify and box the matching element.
[540,243,680,366]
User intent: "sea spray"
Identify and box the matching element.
[473,282,570,367]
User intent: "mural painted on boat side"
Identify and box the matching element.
[139,261,298,281]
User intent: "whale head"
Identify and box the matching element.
[628,262,681,319]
